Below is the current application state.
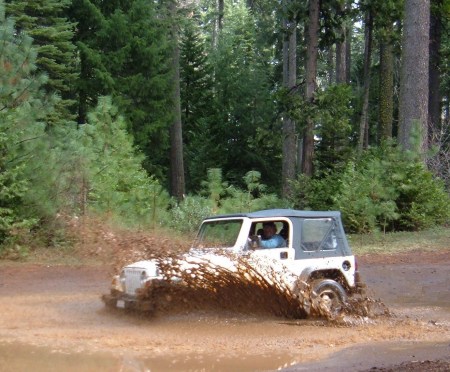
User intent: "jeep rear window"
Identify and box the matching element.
[301,218,337,251]
[193,220,243,249]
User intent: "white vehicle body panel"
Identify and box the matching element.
[108,209,361,304]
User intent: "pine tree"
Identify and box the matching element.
[70,0,173,182]
[180,16,215,192]
[67,0,106,125]
[398,0,430,152]
[210,0,278,188]
[0,4,51,243]
[302,0,320,176]
[5,0,78,125]
[80,96,169,222]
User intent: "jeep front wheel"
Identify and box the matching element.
[310,279,347,318]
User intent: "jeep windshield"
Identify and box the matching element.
[192,219,243,249]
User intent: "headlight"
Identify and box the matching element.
[111,274,124,292]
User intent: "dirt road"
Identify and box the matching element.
[0,250,449,371]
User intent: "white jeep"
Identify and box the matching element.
[102,209,364,316]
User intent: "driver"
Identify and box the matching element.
[259,222,286,248]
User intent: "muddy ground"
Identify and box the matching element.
[0,250,449,371]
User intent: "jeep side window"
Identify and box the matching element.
[301,218,337,251]
[249,221,288,249]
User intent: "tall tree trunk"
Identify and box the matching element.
[398,0,430,152]
[335,39,346,84]
[301,0,319,176]
[218,0,224,31]
[169,2,185,201]
[345,25,351,84]
[327,45,334,85]
[336,0,350,84]
[428,0,442,137]
[281,14,298,198]
[445,98,449,127]
[211,0,224,48]
[379,32,394,141]
[358,10,373,154]
[335,34,346,84]
[78,55,88,126]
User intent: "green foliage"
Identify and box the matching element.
[220,170,284,213]
[0,7,51,245]
[206,0,280,189]
[180,14,216,192]
[278,84,354,178]
[2,0,449,250]
[290,143,450,233]
[392,162,450,230]
[100,0,173,180]
[147,182,171,228]
[333,160,399,233]
[167,168,285,234]
[167,196,213,234]
[67,0,108,124]
[200,168,233,213]
[0,146,30,244]
[80,96,170,224]
[69,0,172,181]
[314,84,354,175]
[6,0,78,125]
[289,173,341,211]
[339,145,450,233]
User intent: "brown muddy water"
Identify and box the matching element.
[0,340,300,371]
[0,252,449,371]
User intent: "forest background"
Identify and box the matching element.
[0,0,449,256]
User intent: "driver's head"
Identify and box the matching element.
[262,222,276,238]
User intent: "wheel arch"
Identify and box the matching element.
[301,268,350,291]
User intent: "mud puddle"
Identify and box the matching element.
[0,340,299,372]
[283,340,450,371]
[0,342,117,372]
[1,252,450,372]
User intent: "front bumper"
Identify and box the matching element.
[101,290,155,312]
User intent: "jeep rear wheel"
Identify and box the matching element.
[310,279,347,318]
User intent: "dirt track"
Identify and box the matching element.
[0,250,449,371]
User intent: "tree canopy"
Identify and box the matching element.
[0,0,449,249]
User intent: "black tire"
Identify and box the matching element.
[101,293,118,309]
[310,279,348,317]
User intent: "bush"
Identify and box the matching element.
[289,144,450,233]
[393,162,450,230]
[167,196,212,233]
[333,161,399,233]
[289,173,340,211]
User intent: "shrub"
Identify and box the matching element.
[167,196,212,233]
[333,161,399,233]
[289,173,340,211]
[290,144,450,233]
[393,162,450,230]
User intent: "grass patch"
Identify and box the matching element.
[348,226,450,255]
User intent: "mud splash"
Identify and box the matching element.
[131,251,389,323]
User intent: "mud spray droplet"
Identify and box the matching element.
[133,250,390,323]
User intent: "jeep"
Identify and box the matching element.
[102,209,364,316]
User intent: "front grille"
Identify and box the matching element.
[123,268,144,295]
